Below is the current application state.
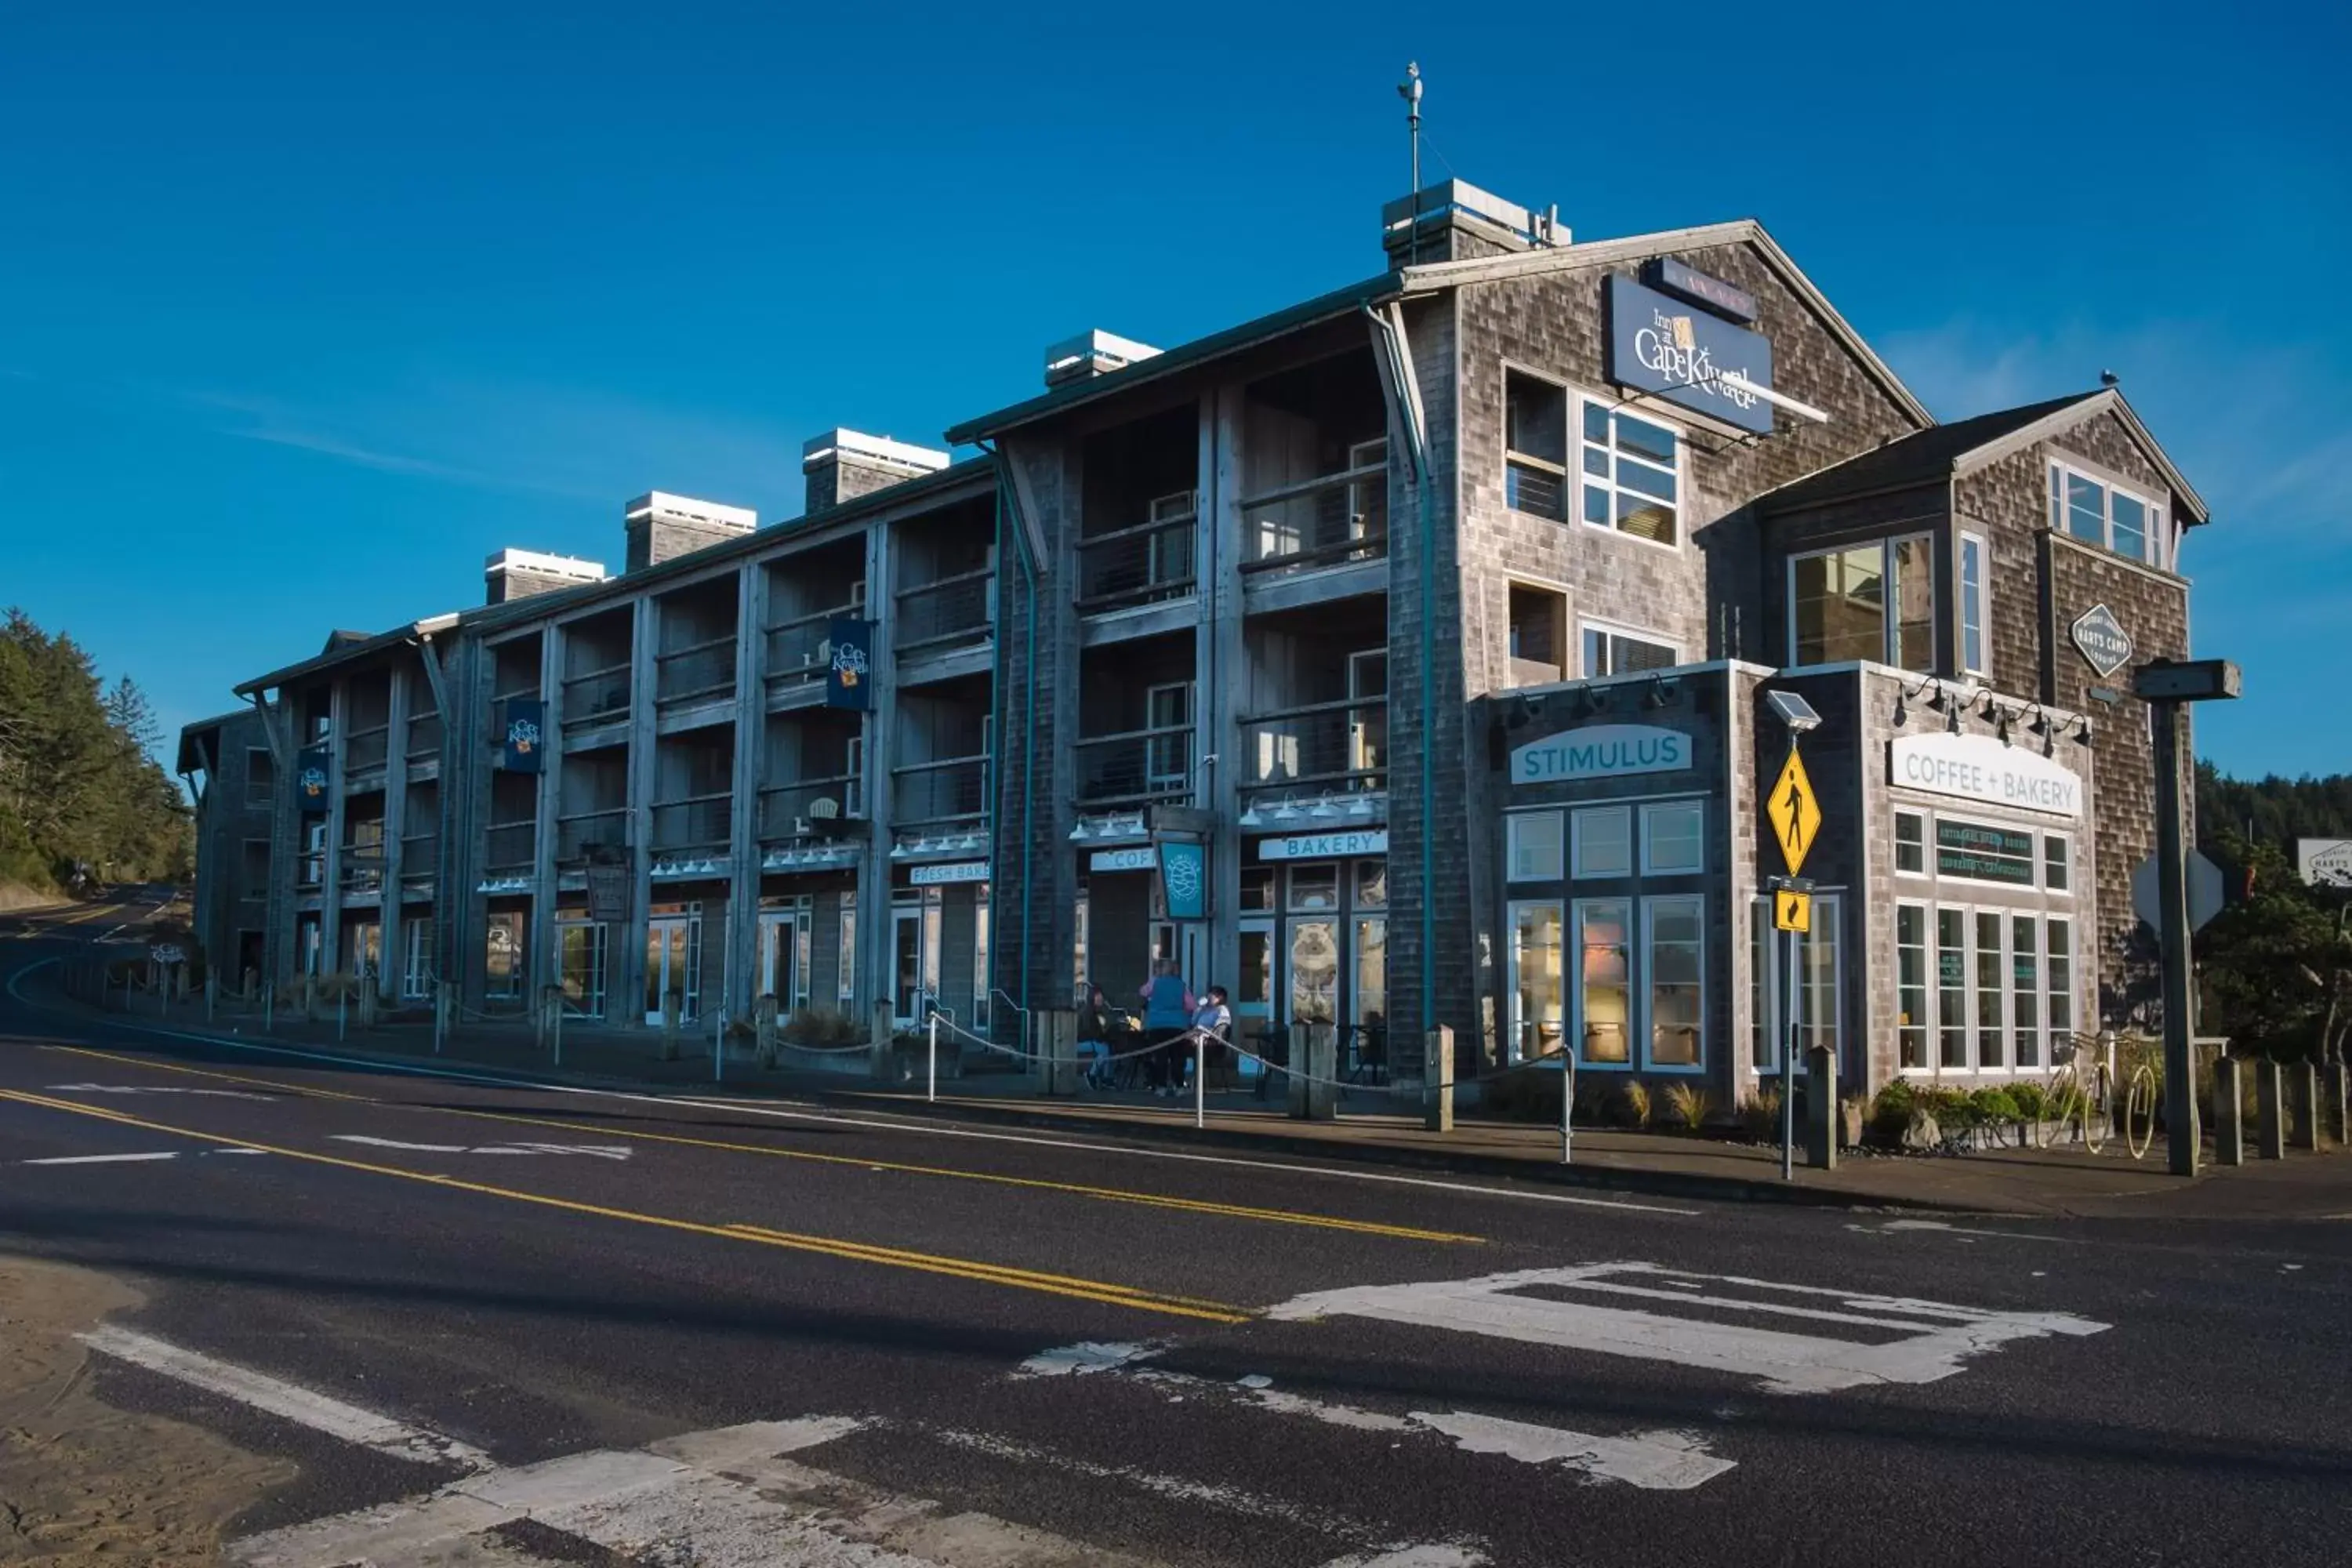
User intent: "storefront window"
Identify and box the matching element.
[2047,918,2074,1057]
[1576,899,1631,1064]
[1896,904,1928,1069]
[348,921,381,979]
[1646,896,1702,1067]
[1354,917,1387,1031]
[1239,925,1273,1013]
[1641,801,1704,876]
[558,920,607,1018]
[484,911,523,998]
[2011,915,2040,1070]
[401,919,434,1000]
[1354,862,1388,909]
[2043,834,2070,892]
[1936,909,1968,1069]
[1974,911,2005,1068]
[1510,902,1564,1062]
[1240,869,1276,913]
[1287,864,1340,912]
[837,891,856,1007]
[1755,895,1841,1071]
[1896,812,1926,875]
[1508,811,1563,882]
[1571,807,1632,880]
[1289,920,1338,1025]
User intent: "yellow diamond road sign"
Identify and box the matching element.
[1773,888,1812,934]
[1767,748,1822,877]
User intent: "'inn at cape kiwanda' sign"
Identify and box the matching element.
[1512,724,1693,787]
[1890,732,2082,818]
[1604,274,1775,437]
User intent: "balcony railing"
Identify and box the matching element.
[297,855,325,890]
[758,775,863,840]
[649,793,732,855]
[655,637,737,705]
[485,820,538,872]
[1077,515,1196,614]
[1504,453,1567,521]
[555,808,628,861]
[764,602,862,691]
[344,725,390,775]
[561,662,632,727]
[405,713,444,760]
[1238,697,1386,795]
[339,836,384,894]
[1239,458,1388,577]
[244,778,275,808]
[1074,724,1194,808]
[895,567,994,653]
[400,834,439,879]
[891,754,989,827]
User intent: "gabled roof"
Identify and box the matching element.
[1757,387,2210,524]
[1393,220,1935,430]
[175,707,260,775]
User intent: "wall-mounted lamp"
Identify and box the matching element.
[1644,675,1679,710]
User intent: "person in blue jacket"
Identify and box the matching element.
[1137,960,1194,1095]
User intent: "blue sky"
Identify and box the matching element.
[3,2,2345,777]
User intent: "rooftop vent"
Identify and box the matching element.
[801,429,951,514]
[1043,329,1162,389]
[623,492,757,573]
[485,548,609,605]
[1381,179,1566,267]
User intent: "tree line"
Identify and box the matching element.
[0,608,193,894]
[2193,762,2351,1063]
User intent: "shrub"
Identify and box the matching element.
[1867,1081,1915,1143]
[2008,1081,2048,1122]
[1613,1080,1652,1130]
[1485,1065,1566,1124]
[1662,1082,1712,1133]
[1740,1086,1783,1141]
[1969,1087,2021,1125]
[782,1006,863,1048]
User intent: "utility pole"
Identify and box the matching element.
[1398,63,1422,264]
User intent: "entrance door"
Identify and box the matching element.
[891,903,925,1025]
[644,915,700,1025]
[759,913,798,1012]
[1287,920,1339,1029]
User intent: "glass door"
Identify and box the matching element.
[1287,920,1339,1029]
[1508,901,1564,1063]
[891,902,926,1025]
[644,915,701,1025]
[759,911,804,1013]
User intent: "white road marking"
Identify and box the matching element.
[329,1134,631,1160]
[9,1002,1697,1216]
[1015,1344,1735,1490]
[1847,1219,2060,1242]
[75,1325,493,1472]
[1269,1261,2110,1396]
[48,1082,277,1101]
[1319,1550,1490,1568]
[21,1151,181,1166]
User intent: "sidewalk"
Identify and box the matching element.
[34,987,2352,1221]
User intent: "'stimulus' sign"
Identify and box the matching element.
[1512,724,1693,786]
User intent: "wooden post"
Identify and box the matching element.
[2287,1062,2321,1152]
[870,1000,894,1082]
[1805,1044,1838,1171]
[756,994,779,1069]
[659,991,681,1062]
[1422,1025,1454,1132]
[2256,1058,2286,1159]
[2211,1056,2245,1166]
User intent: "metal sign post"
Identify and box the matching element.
[1762,690,1824,1181]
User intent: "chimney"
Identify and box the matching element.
[1043,328,1161,389]
[623,492,757,572]
[1381,179,1566,268]
[485,548,608,605]
[801,429,951,514]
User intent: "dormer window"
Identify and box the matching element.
[1788,536,1935,670]
[2050,461,2165,568]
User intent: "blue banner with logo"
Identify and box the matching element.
[499,699,544,773]
[1158,840,1207,920]
[827,619,875,711]
[295,746,332,815]
[1604,274,1775,435]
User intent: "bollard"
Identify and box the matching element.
[2287,1062,2320,1152]
[1423,1025,1455,1134]
[1033,1008,1080,1097]
[1194,1031,1206,1129]
[2211,1056,2245,1167]
[756,994,779,1069]
[337,987,347,1042]
[713,1007,726,1083]
[205,971,216,1023]
[358,983,378,1032]
[1289,1022,1338,1122]
[1806,1044,1839,1171]
[871,1000,895,1083]
[2325,1062,2350,1147]
[927,1011,940,1104]
[1560,1047,1574,1165]
[434,982,449,1055]
[660,992,681,1062]
[2256,1058,2286,1160]
[550,987,564,1068]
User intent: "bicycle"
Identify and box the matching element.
[2116,1034,2161,1161]
[2040,1036,2114,1154]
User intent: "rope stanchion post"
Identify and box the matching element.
[204,971,216,1024]
[756,995,778,1069]
[434,981,448,1055]
[1424,1025,1454,1133]
[870,1000,894,1083]
[263,977,274,1032]
[1193,1030,1205,1129]
[337,987,347,1043]
[927,1011,939,1104]
[713,1005,727,1083]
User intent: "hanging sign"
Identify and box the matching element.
[2070,604,2134,679]
[909,860,990,886]
[1890,732,2082,818]
[1605,274,1775,435]
[585,863,632,922]
[295,746,332,815]
[1643,256,1759,324]
[499,699,544,773]
[826,619,875,710]
[1510,724,1692,787]
[1158,840,1207,920]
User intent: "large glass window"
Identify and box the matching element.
[1789,536,1934,669]
[1641,801,1704,876]
[1895,811,1926,875]
[401,918,434,1001]
[1510,902,1566,1062]
[1580,401,1681,545]
[1960,533,1989,676]
[1504,371,1570,521]
[484,910,524,999]
[558,920,608,1018]
[2043,834,2070,892]
[1508,811,1564,882]
[2011,914,2040,1070]
[1576,899,1632,1064]
[1754,895,1842,1073]
[1289,919,1339,1026]
[1572,807,1632,879]
[2047,917,2075,1058]
[1936,819,2038,887]
[2050,461,2161,566]
[1936,909,1968,1069]
[1645,896,1703,1068]
[1581,623,1679,677]
[1974,911,2005,1069]
[1896,903,1929,1069]
[837,891,856,1007]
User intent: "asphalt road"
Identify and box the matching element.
[5,895,2350,1566]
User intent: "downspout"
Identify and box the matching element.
[981,446,1040,1026]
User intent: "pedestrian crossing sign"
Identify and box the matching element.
[1766,747,1822,877]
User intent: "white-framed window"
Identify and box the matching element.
[1896,899,2074,1076]
[2042,833,2070,892]
[1581,620,1680,678]
[1934,818,2039,889]
[1573,897,1633,1065]
[1936,907,1968,1069]
[1287,862,1341,912]
[1578,399,1681,547]
[484,909,524,999]
[1644,895,1704,1069]
[1974,909,2006,1069]
[401,919,434,1001]
[1508,810,1564,882]
[2010,912,2042,1071]
[1788,535,1935,669]
[1896,902,1929,1069]
[1895,811,1926,875]
[837,891,857,1007]
[2050,460,2163,567]
[1960,532,1990,676]
[1508,898,1566,1063]
[2047,916,2076,1059]
[1640,800,1704,875]
[557,918,608,1018]
[973,900,990,1031]
[1752,893,1842,1073]
[1571,806,1633,879]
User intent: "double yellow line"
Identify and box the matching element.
[0,1087,1252,1323]
[39,1044,1484,1246]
